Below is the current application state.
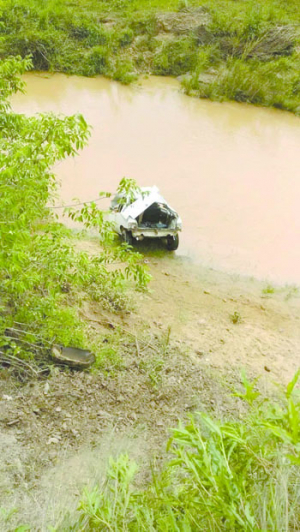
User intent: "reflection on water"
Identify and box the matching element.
[11,73,300,284]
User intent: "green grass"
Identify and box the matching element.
[262,283,276,295]
[2,0,300,111]
[50,372,300,531]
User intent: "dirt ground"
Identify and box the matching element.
[1,246,300,530]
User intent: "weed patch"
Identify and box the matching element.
[61,372,300,531]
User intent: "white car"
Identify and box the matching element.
[108,186,182,250]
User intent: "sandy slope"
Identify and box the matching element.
[1,244,299,529]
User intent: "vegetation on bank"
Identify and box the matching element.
[0,57,150,373]
[2,0,300,112]
[34,373,300,530]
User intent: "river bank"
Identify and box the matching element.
[3,0,300,114]
[1,245,300,529]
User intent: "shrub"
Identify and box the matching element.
[153,37,198,76]
[1,30,63,70]
[85,46,111,75]
[111,57,137,83]
[117,28,134,47]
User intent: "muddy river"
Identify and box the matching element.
[12,73,300,284]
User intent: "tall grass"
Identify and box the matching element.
[59,372,300,531]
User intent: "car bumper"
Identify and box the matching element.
[131,228,179,239]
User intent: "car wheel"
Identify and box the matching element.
[166,234,179,251]
[122,229,133,246]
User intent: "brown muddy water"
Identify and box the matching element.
[12,73,300,284]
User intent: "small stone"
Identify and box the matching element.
[55,407,61,412]
[117,395,125,402]
[2,395,13,401]
[44,382,50,395]
[47,437,59,445]
[97,410,111,418]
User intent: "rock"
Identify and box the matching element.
[2,395,13,401]
[117,395,125,402]
[44,382,50,395]
[156,9,209,35]
[47,437,59,445]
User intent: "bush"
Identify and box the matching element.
[153,37,198,76]
[117,28,134,47]
[111,57,137,83]
[85,46,111,75]
[1,30,63,70]
[67,19,111,47]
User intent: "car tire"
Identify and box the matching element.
[122,229,133,246]
[166,234,179,251]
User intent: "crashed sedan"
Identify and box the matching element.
[108,186,182,250]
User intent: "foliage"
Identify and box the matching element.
[262,284,276,295]
[230,310,242,324]
[61,372,300,531]
[0,57,150,365]
[153,37,198,76]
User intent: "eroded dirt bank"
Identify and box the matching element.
[1,248,299,530]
